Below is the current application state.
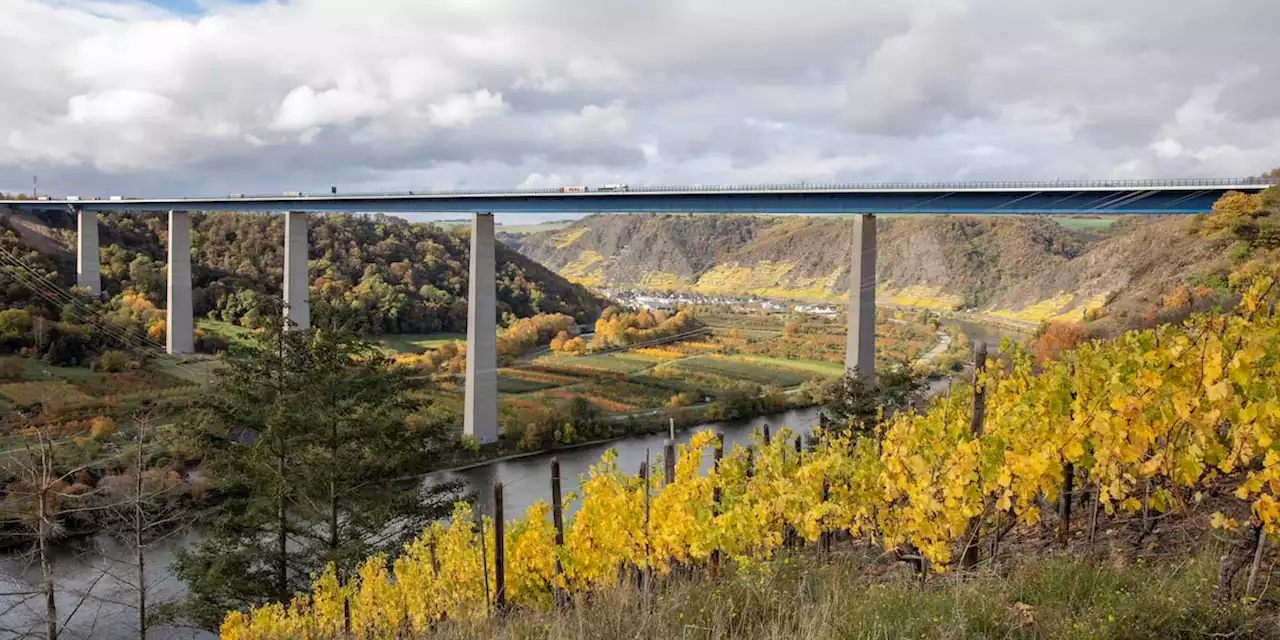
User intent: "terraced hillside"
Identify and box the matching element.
[513,213,1239,330]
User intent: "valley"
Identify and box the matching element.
[506,212,1241,334]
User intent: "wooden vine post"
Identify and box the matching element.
[710,432,724,582]
[493,482,506,614]
[961,341,988,569]
[550,457,566,607]
[663,438,676,485]
[1058,462,1074,547]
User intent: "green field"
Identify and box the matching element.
[197,319,256,348]
[0,356,198,414]
[497,372,561,394]
[663,356,818,388]
[532,351,661,375]
[728,354,845,377]
[379,333,465,353]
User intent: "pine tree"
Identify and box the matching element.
[174,304,463,628]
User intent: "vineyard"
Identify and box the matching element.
[221,272,1280,639]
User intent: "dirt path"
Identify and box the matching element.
[914,330,952,367]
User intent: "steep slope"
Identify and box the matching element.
[516,213,1230,328]
[5,211,603,335]
[520,213,1089,304]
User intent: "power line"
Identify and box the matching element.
[0,246,208,378]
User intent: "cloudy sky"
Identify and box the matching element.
[2,0,1278,210]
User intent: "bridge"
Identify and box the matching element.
[1,177,1273,444]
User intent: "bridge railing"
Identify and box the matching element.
[238,177,1276,199]
[23,177,1276,203]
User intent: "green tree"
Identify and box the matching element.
[821,362,926,439]
[174,306,463,628]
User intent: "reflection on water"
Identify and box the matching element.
[0,530,211,640]
[943,318,1028,349]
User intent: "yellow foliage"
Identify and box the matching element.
[225,265,1280,637]
[550,227,588,249]
[988,292,1075,324]
[885,285,964,311]
[1203,190,1263,234]
[89,416,116,438]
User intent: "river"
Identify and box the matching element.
[0,409,822,640]
[0,319,1023,639]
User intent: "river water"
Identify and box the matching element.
[0,409,821,640]
[0,320,1023,640]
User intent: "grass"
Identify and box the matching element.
[497,373,561,394]
[6,357,97,382]
[1051,216,1119,229]
[728,354,845,377]
[0,380,96,407]
[425,549,1273,640]
[197,318,257,349]
[664,356,816,388]
[379,333,466,354]
[533,352,661,375]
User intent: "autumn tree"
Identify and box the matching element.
[1034,321,1088,363]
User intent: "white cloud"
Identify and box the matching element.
[0,0,1278,196]
[553,102,631,140]
[428,90,508,128]
[273,85,386,131]
[67,89,175,124]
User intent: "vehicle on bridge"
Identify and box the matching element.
[283,190,302,197]
[559,184,629,193]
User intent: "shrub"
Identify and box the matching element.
[89,416,116,439]
[93,350,131,372]
[0,357,23,381]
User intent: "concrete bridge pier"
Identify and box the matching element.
[166,211,194,354]
[845,214,876,384]
[76,208,101,296]
[464,212,499,444]
[283,211,310,330]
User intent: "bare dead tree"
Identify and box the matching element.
[94,412,199,640]
[0,407,118,640]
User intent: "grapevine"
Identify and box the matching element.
[222,270,1280,638]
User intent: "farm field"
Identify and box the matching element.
[197,318,257,349]
[656,355,817,388]
[0,355,200,423]
[379,332,465,353]
[728,354,846,377]
[531,351,662,375]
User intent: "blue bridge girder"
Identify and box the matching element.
[2,177,1273,215]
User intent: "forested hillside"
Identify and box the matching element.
[3,210,602,339]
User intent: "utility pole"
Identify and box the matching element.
[32,175,37,198]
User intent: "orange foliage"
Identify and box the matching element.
[1034,321,1088,363]
[89,416,116,438]
[1162,284,1191,312]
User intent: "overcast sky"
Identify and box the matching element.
[2,0,1278,215]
